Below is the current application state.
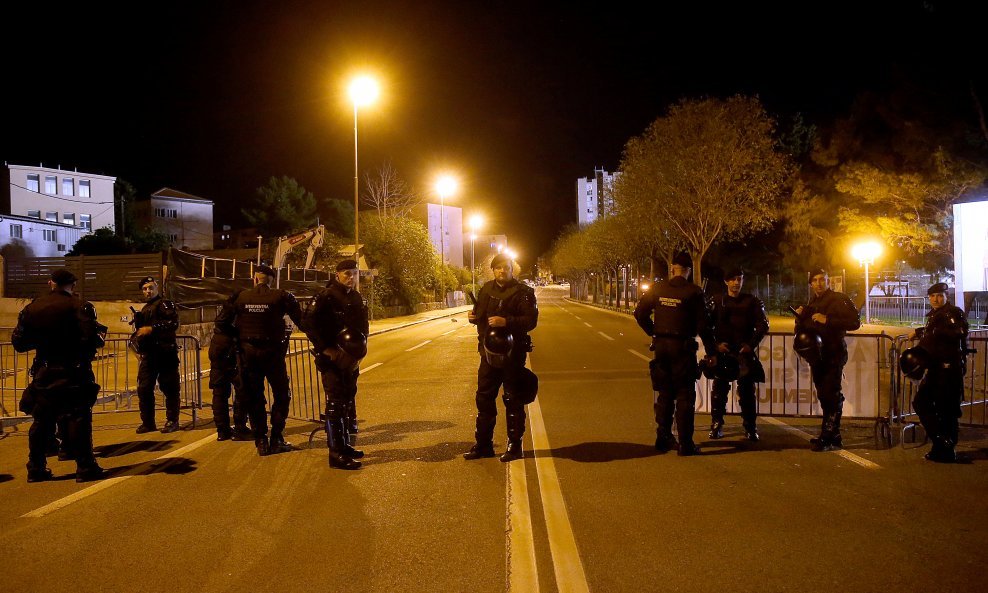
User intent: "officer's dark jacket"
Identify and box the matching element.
[12,290,102,364]
[709,292,769,351]
[634,276,714,350]
[918,303,969,365]
[794,289,861,351]
[137,295,180,350]
[470,278,538,353]
[213,290,241,337]
[232,284,303,342]
[305,278,369,351]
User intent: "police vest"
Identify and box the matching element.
[651,277,704,338]
[235,285,290,341]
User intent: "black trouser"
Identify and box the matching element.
[913,363,964,444]
[650,338,699,445]
[320,364,359,424]
[137,348,181,426]
[27,367,99,471]
[711,377,758,427]
[474,353,528,446]
[810,346,848,440]
[240,342,291,439]
[209,343,247,431]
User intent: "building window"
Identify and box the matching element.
[80,214,92,230]
[45,176,57,194]
[43,229,57,242]
[155,207,179,219]
[79,180,91,198]
[169,234,178,242]
[10,224,23,238]
[62,177,74,196]
[57,244,66,252]
[63,213,75,225]
[45,211,58,222]
[27,174,40,192]
[27,210,41,219]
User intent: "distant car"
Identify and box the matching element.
[559,282,570,289]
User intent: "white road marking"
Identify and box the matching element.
[598,331,614,341]
[23,433,217,518]
[528,398,591,593]
[441,328,459,336]
[507,453,540,593]
[405,340,431,352]
[574,316,582,321]
[628,349,652,362]
[361,362,383,373]
[763,417,882,470]
[583,322,592,328]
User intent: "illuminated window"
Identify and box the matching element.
[10,224,23,238]
[27,210,40,218]
[45,176,57,194]
[79,180,90,197]
[43,229,57,242]
[27,174,40,192]
[62,178,74,196]
[63,213,75,225]
[45,211,58,222]
[80,214,91,230]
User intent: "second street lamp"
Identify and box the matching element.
[851,240,882,324]
[435,175,458,306]
[468,214,483,294]
[348,74,379,291]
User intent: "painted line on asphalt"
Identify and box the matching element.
[441,328,459,336]
[598,331,614,341]
[574,316,582,321]
[628,349,651,362]
[582,322,592,328]
[763,417,882,470]
[507,446,540,593]
[528,394,591,593]
[361,362,383,373]
[23,433,217,518]
[405,340,431,352]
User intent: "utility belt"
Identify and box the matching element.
[651,334,699,351]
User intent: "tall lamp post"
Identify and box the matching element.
[348,75,379,291]
[468,214,483,293]
[435,175,458,306]
[851,240,882,324]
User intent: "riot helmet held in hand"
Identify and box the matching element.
[335,328,368,370]
[899,346,929,382]
[793,331,822,364]
[714,354,740,381]
[484,327,514,368]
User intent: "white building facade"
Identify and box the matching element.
[576,168,619,226]
[2,163,116,234]
[0,213,88,257]
[133,187,214,250]
[422,202,463,268]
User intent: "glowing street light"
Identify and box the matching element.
[435,174,458,306]
[348,74,380,290]
[468,214,484,292]
[851,240,882,323]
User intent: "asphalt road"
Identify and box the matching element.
[1,285,986,593]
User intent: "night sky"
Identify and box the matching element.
[3,1,984,262]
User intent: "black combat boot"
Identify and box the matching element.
[500,440,523,462]
[232,424,253,441]
[463,443,496,460]
[678,441,701,456]
[327,418,361,470]
[708,419,724,439]
[268,432,294,454]
[27,460,53,483]
[255,436,270,457]
[465,415,497,459]
[655,431,678,453]
[743,423,760,442]
[75,460,106,483]
[812,413,842,451]
[925,437,956,463]
[342,402,363,458]
[216,427,233,441]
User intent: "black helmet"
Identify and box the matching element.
[484,328,514,368]
[899,346,929,382]
[714,354,740,381]
[793,331,822,364]
[337,329,367,360]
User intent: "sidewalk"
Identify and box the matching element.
[368,304,473,336]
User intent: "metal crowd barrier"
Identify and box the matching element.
[887,334,988,447]
[696,331,897,440]
[1,336,203,430]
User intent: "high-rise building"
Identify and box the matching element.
[576,168,619,226]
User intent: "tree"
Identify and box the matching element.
[616,96,791,283]
[242,176,318,237]
[363,162,420,224]
[360,213,441,307]
[322,198,354,238]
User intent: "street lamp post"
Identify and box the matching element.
[851,240,882,324]
[435,175,458,307]
[348,75,379,291]
[468,214,483,294]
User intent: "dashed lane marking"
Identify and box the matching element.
[441,328,459,336]
[405,340,431,352]
[628,349,651,362]
[361,362,383,373]
[763,417,882,470]
[598,331,614,341]
[582,322,592,328]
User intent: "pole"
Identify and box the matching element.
[470,235,475,292]
[864,260,871,324]
[440,195,445,307]
[353,102,360,292]
[256,236,262,264]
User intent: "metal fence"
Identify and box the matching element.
[886,335,988,447]
[1,336,203,430]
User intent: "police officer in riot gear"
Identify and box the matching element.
[304,260,369,470]
[464,252,539,463]
[13,269,106,482]
[794,268,861,451]
[706,267,769,441]
[133,276,182,434]
[634,252,713,456]
[908,282,969,462]
[233,264,303,456]
[210,290,251,441]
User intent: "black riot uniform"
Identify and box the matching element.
[304,273,369,470]
[232,272,303,455]
[707,291,769,440]
[912,283,969,462]
[12,270,106,482]
[633,256,713,456]
[134,279,181,433]
[794,277,861,450]
[465,270,539,462]
[209,290,250,441]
